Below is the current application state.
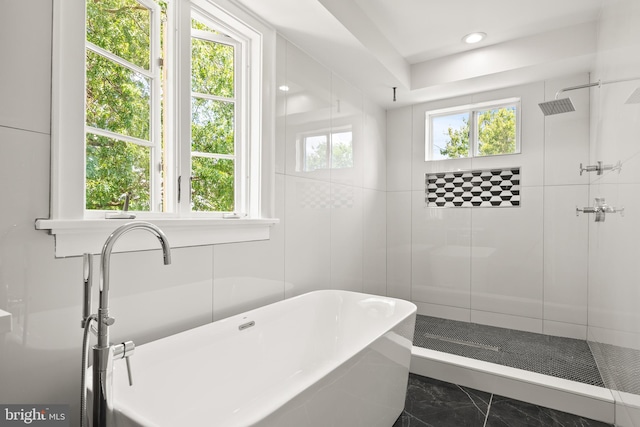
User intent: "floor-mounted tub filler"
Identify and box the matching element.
[88,289,416,427]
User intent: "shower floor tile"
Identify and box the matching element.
[412,315,605,387]
[393,374,613,427]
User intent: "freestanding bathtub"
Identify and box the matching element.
[101,290,417,427]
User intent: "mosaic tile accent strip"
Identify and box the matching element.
[297,181,354,209]
[425,167,521,208]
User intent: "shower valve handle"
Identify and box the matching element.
[579,161,622,176]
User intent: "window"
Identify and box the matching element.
[426,98,520,161]
[39,0,277,256]
[85,0,246,216]
[299,128,353,172]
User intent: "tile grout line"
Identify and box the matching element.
[483,393,493,427]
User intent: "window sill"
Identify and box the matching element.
[35,217,279,258]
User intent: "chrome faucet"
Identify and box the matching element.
[91,222,171,427]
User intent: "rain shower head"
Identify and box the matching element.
[539,77,640,116]
[538,98,576,116]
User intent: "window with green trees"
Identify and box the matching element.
[426,99,520,161]
[85,0,243,214]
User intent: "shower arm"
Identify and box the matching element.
[555,77,640,100]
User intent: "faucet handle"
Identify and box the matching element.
[125,354,134,387]
[113,340,135,386]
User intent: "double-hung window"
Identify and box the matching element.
[39,0,277,256]
[426,98,521,161]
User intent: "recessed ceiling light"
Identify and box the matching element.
[462,32,486,44]
[278,85,290,92]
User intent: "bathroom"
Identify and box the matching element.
[1,0,640,425]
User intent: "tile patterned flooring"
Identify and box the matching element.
[393,374,613,427]
[413,315,604,387]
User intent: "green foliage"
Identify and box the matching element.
[85,1,237,212]
[440,119,470,158]
[439,107,516,158]
[191,157,234,212]
[86,133,150,211]
[477,108,517,156]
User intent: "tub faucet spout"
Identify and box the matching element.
[92,222,171,427]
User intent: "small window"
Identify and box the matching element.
[299,128,353,172]
[426,98,520,161]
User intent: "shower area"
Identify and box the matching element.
[387,1,640,424]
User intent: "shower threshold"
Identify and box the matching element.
[410,315,615,424]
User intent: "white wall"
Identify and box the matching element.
[0,3,387,425]
[386,75,592,339]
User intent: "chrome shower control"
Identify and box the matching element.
[576,197,624,222]
[579,160,622,176]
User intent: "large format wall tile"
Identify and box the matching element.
[330,183,363,292]
[470,186,544,320]
[213,175,286,320]
[363,189,387,296]
[386,107,413,192]
[411,191,472,309]
[0,0,52,134]
[284,175,332,298]
[386,191,412,300]
[544,185,589,326]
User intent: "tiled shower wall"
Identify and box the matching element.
[0,4,386,424]
[386,75,592,339]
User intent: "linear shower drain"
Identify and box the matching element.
[423,333,501,352]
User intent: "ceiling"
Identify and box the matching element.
[235,0,604,108]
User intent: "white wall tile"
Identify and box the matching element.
[363,189,386,296]
[213,175,286,320]
[543,185,589,325]
[0,127,50,229]
[470,186,544,320]
[471,310,543,334]
[544,74,591,186]
[543,320,587,340]
[386,191,412,300]
[386,107,413,192]
[363,100,387,191]
[106,246,214,345]
[330,183,363,292]
[411,191,471,309]
[414,301,470,322]
[284,175,331,298]
[0,0,52,134]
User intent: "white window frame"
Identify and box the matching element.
[425,98,521,161]
[297,125,354,172]
[37,0,278,257]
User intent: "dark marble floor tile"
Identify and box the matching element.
[485,395,613,427]
[394,374,491,427]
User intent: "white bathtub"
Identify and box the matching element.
[102,290,416,427]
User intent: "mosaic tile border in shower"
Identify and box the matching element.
[425,167,521,208]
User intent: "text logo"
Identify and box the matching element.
[0,405,69,427]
